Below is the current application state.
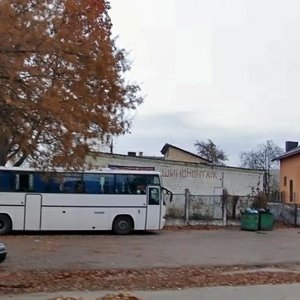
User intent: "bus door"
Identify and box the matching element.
[146,186,161,230]
[24,194,42,231]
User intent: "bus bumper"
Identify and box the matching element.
[160,217,166,229]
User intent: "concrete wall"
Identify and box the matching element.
[87,153,264,197]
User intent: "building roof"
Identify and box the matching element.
[89,151,264,173]
[160,143,212,163]
[274,145,300,160]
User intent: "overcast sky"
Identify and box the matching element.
[108,0,300,166]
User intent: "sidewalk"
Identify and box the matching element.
[3,283,300,300]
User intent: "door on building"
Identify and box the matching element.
[213,187,223,219]
[24,194,42,230]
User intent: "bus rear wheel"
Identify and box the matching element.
[112,216,133,235]
[0,214,12,235]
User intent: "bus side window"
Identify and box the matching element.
[75,181,84,193]
[48,178,61,193]
[84,180,100,194]
[63,181,76,193]
[83,174,102,194]
[128,175,146,194]
[103,174,115,194]
[33,173,52,193]
[62,174,83,193]
[115,175,130,194]
[0,171,14,191]
[16,174,33,192]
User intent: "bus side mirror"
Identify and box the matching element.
[162,188,173,203]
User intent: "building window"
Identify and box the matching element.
[283,176,287,187]
[290,180,294,202]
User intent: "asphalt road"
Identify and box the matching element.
[2,227,300,299]
[1,227,300,271]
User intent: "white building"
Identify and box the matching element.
[87,144,264,197]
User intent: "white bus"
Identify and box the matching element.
[0,167,172,235]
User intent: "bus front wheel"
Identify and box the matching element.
[112,216,133,235]
[0,214,12,235]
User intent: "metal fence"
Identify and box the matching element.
[166,190,255,224]
[166,193,186,219]
[269,202,300,226]
[166,190,300,227]
[166,193,223,221]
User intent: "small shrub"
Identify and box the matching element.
[252,192,268,209]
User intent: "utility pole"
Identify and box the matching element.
[109,137,114,154]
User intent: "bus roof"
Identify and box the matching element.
[0,166,161,176]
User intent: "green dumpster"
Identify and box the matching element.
[241,212,259,231]
[259,212,274,231]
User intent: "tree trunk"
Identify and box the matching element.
[0,143,9,166]
[14,154,27,167]
[232,196,239,220]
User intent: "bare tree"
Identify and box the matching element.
[0,0,142,169]
[194,139,228,165]
[240,140,283,196]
